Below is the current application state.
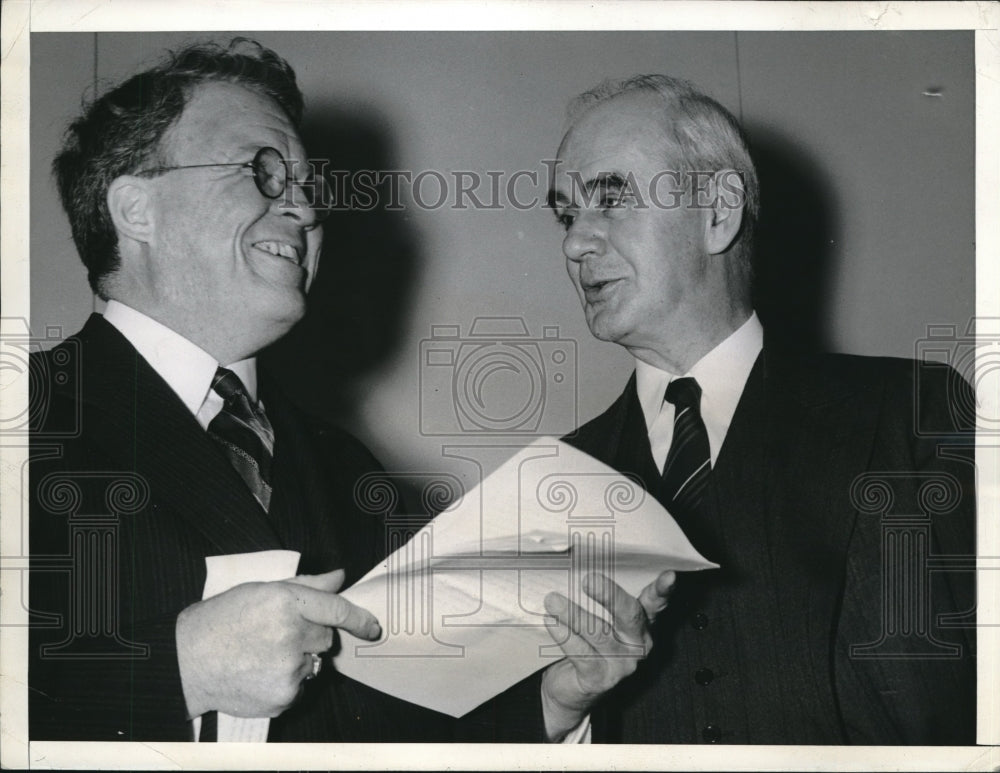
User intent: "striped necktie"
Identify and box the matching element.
[207,367,274,511]
[658,377,711,518]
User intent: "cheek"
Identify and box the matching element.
[606,217,645,260]
[565,258,584,293]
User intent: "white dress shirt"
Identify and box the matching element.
[103,300,258,425]
[636,312,764,472]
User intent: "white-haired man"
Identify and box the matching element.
[550,74,976,744]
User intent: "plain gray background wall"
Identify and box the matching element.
[30,31,975,488]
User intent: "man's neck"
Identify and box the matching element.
[107,292,263,364]
[627,308,754,374]
[102,300,259,417]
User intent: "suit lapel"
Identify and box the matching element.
[694,353,769,565]
[567,373,661,491]
[755,349,881,668]
[260,377,342,571]
[75,315,281,555]
[611,376,663,493]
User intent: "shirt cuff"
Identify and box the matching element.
[560,714,592,744]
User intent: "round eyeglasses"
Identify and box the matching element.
[136,146,331,223]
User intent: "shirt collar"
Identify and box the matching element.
[103,300,258,416]
[635,311,764,434]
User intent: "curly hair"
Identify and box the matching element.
[52,38,304,297]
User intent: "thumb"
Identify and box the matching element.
[638,570,676,622]
[285,568,346,593]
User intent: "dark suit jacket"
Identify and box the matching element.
[564,349,976,744]
[28,315,541,742]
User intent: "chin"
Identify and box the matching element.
[585,308,626,344]
[250,297,307,343]
[271,308,306,339]
[269,286,308,318]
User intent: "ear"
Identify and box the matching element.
[704,169,745,255]
[106,176,154,244]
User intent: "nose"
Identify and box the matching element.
[271,177,320,228]
[562,212,606,263]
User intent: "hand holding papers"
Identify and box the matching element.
[335,438,718,717]
[181,554,381,741]
[539,567,678,741]
[194,550,301,742]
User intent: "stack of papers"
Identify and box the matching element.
[335,438,717,716]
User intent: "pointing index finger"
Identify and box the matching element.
[291,584,382,640]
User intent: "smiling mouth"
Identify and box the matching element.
[253,241,302,265]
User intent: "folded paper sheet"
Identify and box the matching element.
[334,438,717,717]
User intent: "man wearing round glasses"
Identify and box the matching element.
[29,39,662,744]
[30,39,386,743]
[118,82,328,365]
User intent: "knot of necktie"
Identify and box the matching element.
[208,367,274,511]
[211,367,247,400]
[664,376,702,411]
[212,367,253,412]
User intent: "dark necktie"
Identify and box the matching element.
[659,377,711,518]
[207,367,274,512]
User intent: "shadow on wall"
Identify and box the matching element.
[746,125,839,354]
[262,103,422,431]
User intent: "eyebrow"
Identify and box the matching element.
[548,171,628,209]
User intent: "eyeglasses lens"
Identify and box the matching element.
[252,147,286,199]
[252,146,331,222]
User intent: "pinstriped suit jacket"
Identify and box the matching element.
[28,314,458,741]
[564,349,977,744]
